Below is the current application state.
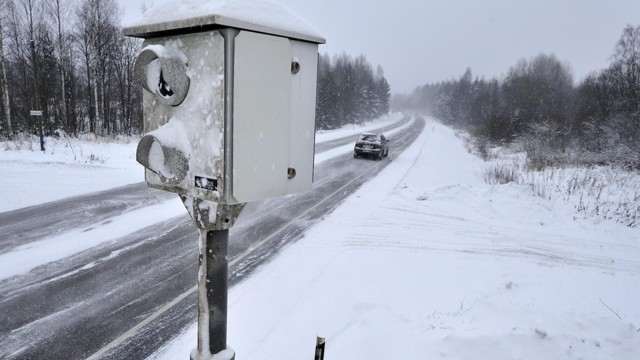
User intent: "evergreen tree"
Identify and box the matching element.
[314,53,391,130]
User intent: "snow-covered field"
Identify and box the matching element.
[0,134,143,212]
[1,115,639,359]
[482,158,640,228]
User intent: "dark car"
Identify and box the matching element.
[353,133,389,159]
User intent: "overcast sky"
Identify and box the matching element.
[118,0,640,94]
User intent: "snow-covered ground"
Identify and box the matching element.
[482,157,640,229]
[150,118,640,359]
[2,115,639,359]
[0,134,143,212]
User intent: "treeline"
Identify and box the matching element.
[0,0,142,138]
[0,0,391,140]
[393,25,640,169]
[315,53,391,130]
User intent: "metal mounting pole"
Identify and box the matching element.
[191,229,235,360]
[201,228,229,356]
[184,196,242,360]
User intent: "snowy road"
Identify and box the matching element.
[0,115,424,359]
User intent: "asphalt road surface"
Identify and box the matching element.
[0,115,425,359]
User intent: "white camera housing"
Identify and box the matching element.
[125,5,325,204]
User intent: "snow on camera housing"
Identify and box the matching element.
[124,5,325,205]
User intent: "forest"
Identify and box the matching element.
[0,0,141,138]
[0,0,390,139]
[315,53,391,130]
[393,25,640,170]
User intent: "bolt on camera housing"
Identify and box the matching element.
[124,2,325,205]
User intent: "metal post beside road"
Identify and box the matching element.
[29,110,44,151]
[185,198,242,360]
[197,228,230,357]
[315,336,326,360]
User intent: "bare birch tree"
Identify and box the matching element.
[46,0,73,134]
[0,0,12,137]
[75,0,119,134]
[19,0,44,149]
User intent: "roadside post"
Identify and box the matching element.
[124,2,324,359]
[29,110,44,151]
[314,336,326,360]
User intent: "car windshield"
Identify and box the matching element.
[359,134,378,142]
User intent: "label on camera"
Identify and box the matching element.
[194,176,218,191]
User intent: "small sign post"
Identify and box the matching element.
[314,336,326,360]
[29,110,44,151]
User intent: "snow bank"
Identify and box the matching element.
[0,135,142,213]
[315,112,404,143]
[481,150,640,228]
